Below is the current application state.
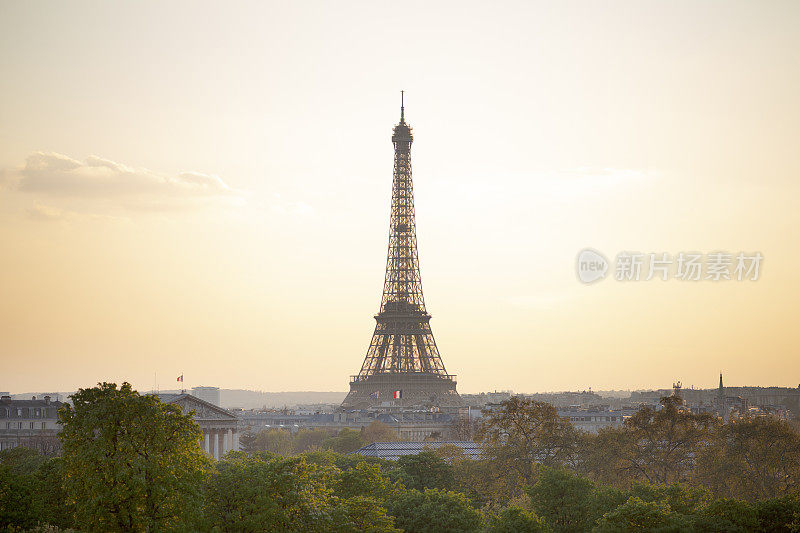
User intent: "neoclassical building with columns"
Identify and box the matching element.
[157,393,240,459]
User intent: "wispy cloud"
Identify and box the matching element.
[3,152,241,214]
[17,152,233,198]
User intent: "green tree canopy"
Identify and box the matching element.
[59,382,210,532]
[334,460,403,501]
[386,488,484,533]
[527,467,612,532]
[753,494,800,532]
[486,506,550,533]
[203,452,335,532]
[396,449,455,491]
[701,498,759,532]
[323,427,365,454]
[330,495,402,533]
[0,448,42,529]
[593,496,689,532]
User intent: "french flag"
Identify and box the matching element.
[393,390,403,399]
[177,375,183,383]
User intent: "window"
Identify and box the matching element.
[30,422,34,429]
[41,422,46,429]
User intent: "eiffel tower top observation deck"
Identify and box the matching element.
[341,93,462,409]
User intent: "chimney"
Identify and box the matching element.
[32,395,36,400]
[44,396,51,405]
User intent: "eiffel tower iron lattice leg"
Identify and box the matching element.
[341,94,462,409]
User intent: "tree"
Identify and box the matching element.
[701,499,759,532]
[433,445,519,509]
[386,488,484,533]
[334,461,403,501]
[330,496,402,533]
[397,449,455,491]
[593,496,689,532]
[34,457,73,529]
[586,396,717,486]
[486,506,550,533]
[695,416,800,500]
[203,452,335,532]
[361,420,400,445]
[244,428,294,455]
[238,430,257,453]
[527,467,609,532]
[0,448,42,529]
[478,397,580,488]
[447,417,481,441]
[324,428,365,454]
[753,494,800,533]
[59,382,210,532]
[0,448,72,530]
[294,428,336,453]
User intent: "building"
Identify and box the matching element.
[0,395,63,454]
[461,391,513,407]
[350,441,482,461]
[630,377,800,417]
[556,407,637,433]
[156,393,240,459]
[342,94,462,409]
[192,386,221,407]
[236,407,457,441]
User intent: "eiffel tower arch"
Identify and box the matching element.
[341,94,462,409]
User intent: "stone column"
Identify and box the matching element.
[233,430,239,452]
[217,430,225,459]
[210,430,217,460]
[227,428,233,453]
[203,432,210,454]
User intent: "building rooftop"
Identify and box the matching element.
[349,440,482,461]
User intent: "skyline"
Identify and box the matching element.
[2,1,800,394]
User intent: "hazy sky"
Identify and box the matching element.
[2,1,799,394]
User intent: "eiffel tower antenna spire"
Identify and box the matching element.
[341,95,462,409]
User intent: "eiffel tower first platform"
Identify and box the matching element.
[341,94,463,410]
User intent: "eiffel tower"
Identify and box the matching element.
[341,94,462,409]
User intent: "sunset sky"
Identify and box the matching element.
[2,1,799,394]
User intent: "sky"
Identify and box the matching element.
[1,1,799,394]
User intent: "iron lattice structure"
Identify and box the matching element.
[342,95,462,409]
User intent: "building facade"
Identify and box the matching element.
[0,395,63,454]
[157,393,240,459]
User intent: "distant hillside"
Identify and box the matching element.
[220,390,347,409]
